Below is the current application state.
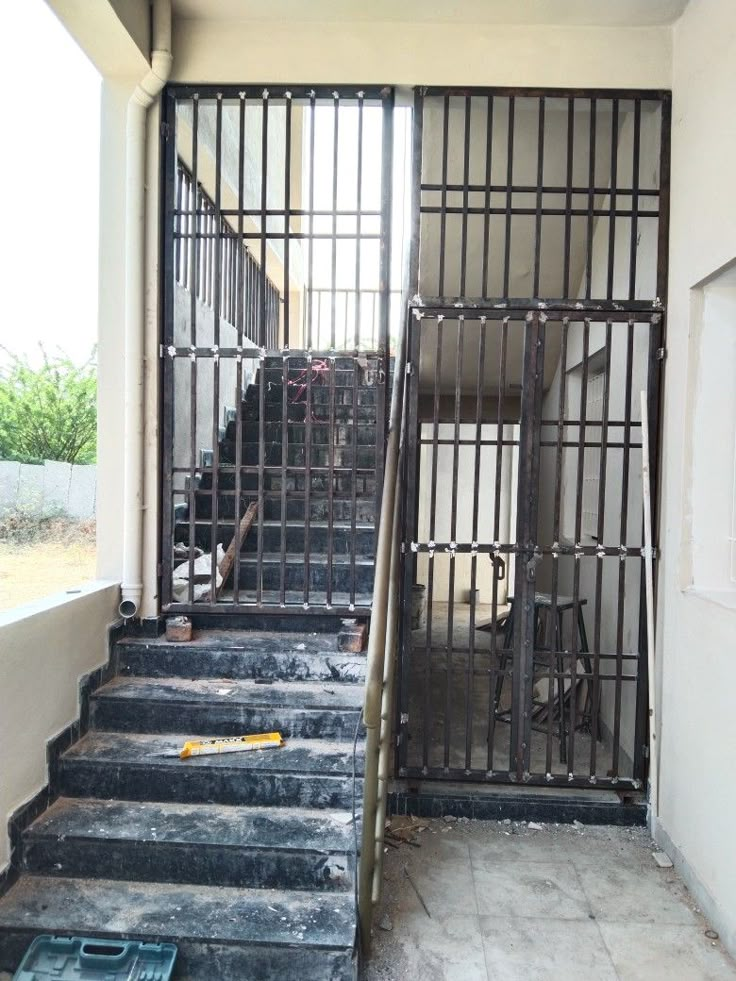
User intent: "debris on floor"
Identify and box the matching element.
[384,815,429,849]
[653,850,674,868]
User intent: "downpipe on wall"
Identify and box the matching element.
[119,0,172,620]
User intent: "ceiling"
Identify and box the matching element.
[172,0,690,27]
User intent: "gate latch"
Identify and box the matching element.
[526,549,542,583]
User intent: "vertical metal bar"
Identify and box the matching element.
[354,95,364,349]
[546,319,569,774]
[585,97,597,300]
[379,87,394,350]
[209,95,223,603]
[174,161,183,283]
[331,93,339,350]
[444,319,464,770]
[398,317,421,775]
[408,88,423,295]
[487,317,508,773]
[260,91,269,347]
[423,317,443,771]
[503,96,515,298]
[256,347,265,605]
[628,99,641,301]
[284,93,292,348]
[459,96,471,296]
[303,355,313,607]
[326,356,336,607]
[606,100,620,300]
[563,97,574,298]
[280,353,288,606]
[568,318,590,776]
[612,319,635,775]
[656,96,672,307]
[187,95,199,603]
[465,319,485,770]
[533,97,545,297]
[307,93,316,348]
[481,96,494,297]
[589,320,611,777]
[514,312,546,780]
[350,354,359,608]
[438,94,450,295]
[233,93,246,606]
[160,89,177,609]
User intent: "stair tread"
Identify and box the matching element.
[118,630,345,653]
[62,731,365,775]
[0,875,356,950]
[26,797,357,854]
[93,676,365,711]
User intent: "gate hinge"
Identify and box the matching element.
[525,548,542,583]
[159,344,165,359]
[405,362,413,376]
[160,120,172,141]
[157,562,163,578]
[656,347,667,361]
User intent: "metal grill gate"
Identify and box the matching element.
[160,85,394,614]
[397,87,670,789]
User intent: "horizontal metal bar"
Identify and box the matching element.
[399,765,642,789]
[420,181,660,197]
[418,84,670,100]
[167,83,390,102]
[163,346,383,358]
[419,205,659,219]
[164,601,373,615]
[408,542,649,557]
[412,297,663,315]
[175,208,383,219]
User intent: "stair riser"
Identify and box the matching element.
[243,402,378,423]
[248,381,380,406]
[90,699,362,740]
[0,932,356,981]
[118,646,368,683]
[58,761,363,810]
[237,562,375,593]
[23,837,354,893]
[237,422,378,445]
[222,443,378,469]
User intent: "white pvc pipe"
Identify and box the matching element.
[120,0,173,619]
[640,391,658,821]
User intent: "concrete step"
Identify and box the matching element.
[175,519,376,555]
[90,676,364,740]
[117,632,368,683]
[23,798,356,892]
[0,876,357,980]
[230,421,379,446]
[237,554,375,593]
[220,442,379,469]
[58,731,365,810]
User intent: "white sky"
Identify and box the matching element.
[0,0,101,367]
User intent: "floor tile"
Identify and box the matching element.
[366,912,489,981]
[480,915,618,981]
[472,859,591,920]
[599,922,736,980]
[575,861,697,924]
[402,836,478,917]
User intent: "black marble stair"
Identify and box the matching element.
[23,799,356,891]
[0,628,365,979]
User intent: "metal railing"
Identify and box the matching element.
[358,303,408,952]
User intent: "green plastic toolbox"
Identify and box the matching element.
[13,935,178,980]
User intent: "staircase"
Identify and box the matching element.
[177,355,384,608]
[0,629,367,979]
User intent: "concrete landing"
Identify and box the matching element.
[366,820,736,981]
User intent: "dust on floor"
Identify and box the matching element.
[364,818,736,981]
[0,536,96,613]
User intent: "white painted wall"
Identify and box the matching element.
[654,0,736,957]
[0,583,120,872]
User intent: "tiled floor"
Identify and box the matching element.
[365,819,736,981]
